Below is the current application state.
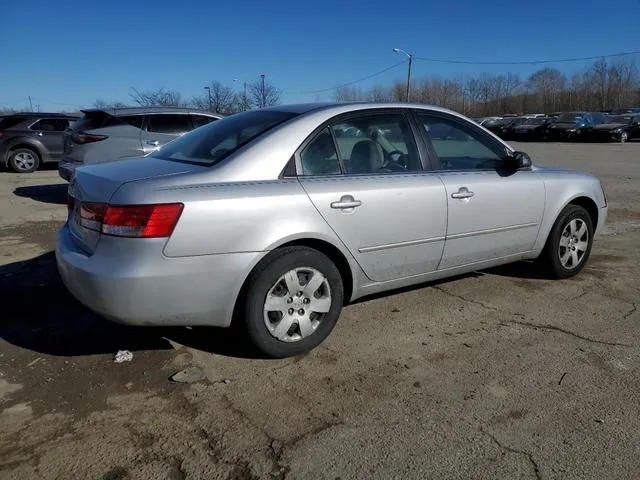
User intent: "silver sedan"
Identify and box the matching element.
[56,103,607,357]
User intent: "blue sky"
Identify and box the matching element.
[1,0,639,111]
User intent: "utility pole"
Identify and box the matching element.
[260,74,266,108]
[393,48,413,102]
[28,96,33,112]
[204,86,212,112]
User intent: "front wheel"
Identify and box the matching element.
[240,246,344,358]
[619,131,628,143]
[541,205,594,278]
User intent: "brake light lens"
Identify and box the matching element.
[71,132,108,144]
[76,202,183,238]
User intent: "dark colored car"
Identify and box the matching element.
[585,114,640,143]
[546,112,607,141]
[0,113,79,172]
[483,116,528,139]
[509,117,553,141]
[58,107,222,181]
[609,107,640,115]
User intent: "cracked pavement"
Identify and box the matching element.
[1,142,639,479]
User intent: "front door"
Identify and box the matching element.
[416,112,545,270]
[297,111,447,282]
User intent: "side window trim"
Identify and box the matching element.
[294,108,424,177]
[414,110,510,172]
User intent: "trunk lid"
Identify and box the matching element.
[67,157,202,254]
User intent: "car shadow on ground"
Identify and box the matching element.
[13,183,68,205]
[0,251,263,359]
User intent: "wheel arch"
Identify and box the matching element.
[231,235,357,330]
[4,139,47,165]
[537,194,600,253]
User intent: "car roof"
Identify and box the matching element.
[4,112,79,118]
[81,106,221,117]
[262,101,468,117]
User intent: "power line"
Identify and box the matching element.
[413,50,640,66]
[284,59,407,95]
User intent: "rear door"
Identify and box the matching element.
[297,110,447,283]
[416,111,545,270]
[141,113,193,154]
[29,118,72,160]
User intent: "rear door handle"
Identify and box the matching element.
[451,187,474,199]
[331,195,362,209]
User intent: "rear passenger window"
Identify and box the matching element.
[191,115,217,129]
[300,128,341,176]
[30,119,70,132]
[118,115,145,129]
[147,114,192,134]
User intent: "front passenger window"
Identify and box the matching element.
[420,115,505,171]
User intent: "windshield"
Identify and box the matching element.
[607,115,632,124]
[556,113,582,123]
[151,110,298,165]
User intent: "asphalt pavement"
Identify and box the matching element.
[0,143,638,480]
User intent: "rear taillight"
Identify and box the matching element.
[77,202,183,238]
[71,132,108,144]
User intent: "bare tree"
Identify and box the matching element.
[130,88,183,107]
[527,68,566,112]
[333,85,365,101]
[368,84,392,102]
[191,81,237,114]
[93,99,128,109]
[248,79,281,108]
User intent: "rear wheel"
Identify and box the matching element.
[240,247,344,358]
[541,205,594,278]
[8,148,40,173]
[619,131,628,143]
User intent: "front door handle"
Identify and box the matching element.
[331,195,362,209]
[146,140,159,146]
[451,187,474,199]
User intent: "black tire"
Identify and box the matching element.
[8,148,40,173]
[541,204,594,279]
[239,246,344,358]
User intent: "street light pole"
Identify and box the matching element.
[260,74,266,108]
[204,86,212,112]
[393,48,413,102]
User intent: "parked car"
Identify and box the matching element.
[609,107,640,115]
[57,102,607,358]
[0,113,79,172]
[509,117,553,141]
[585,114,640,142]
[483,116,528,139]
[58,107,222,181]
[478,116,503,126]
[546,112,607,141]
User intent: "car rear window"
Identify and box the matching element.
[0,116,25,130]
[151,111,298,165]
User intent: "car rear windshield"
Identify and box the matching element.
[151,110,298,165]
[0,116,25,130]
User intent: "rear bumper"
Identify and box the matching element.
[55,224,265,327]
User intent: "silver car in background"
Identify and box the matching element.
[58,107,221,181]
[56,103,607,358]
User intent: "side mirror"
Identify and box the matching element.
[506,151,532,169]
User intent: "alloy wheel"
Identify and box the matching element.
[558,218,589,269]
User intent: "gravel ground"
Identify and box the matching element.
[0,143,638,480]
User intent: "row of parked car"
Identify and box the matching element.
[0,107,221,173]
[1,105,638,174]
[473,108,640,143]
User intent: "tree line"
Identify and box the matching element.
[93,78,281,115]
[335,56,640,116]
